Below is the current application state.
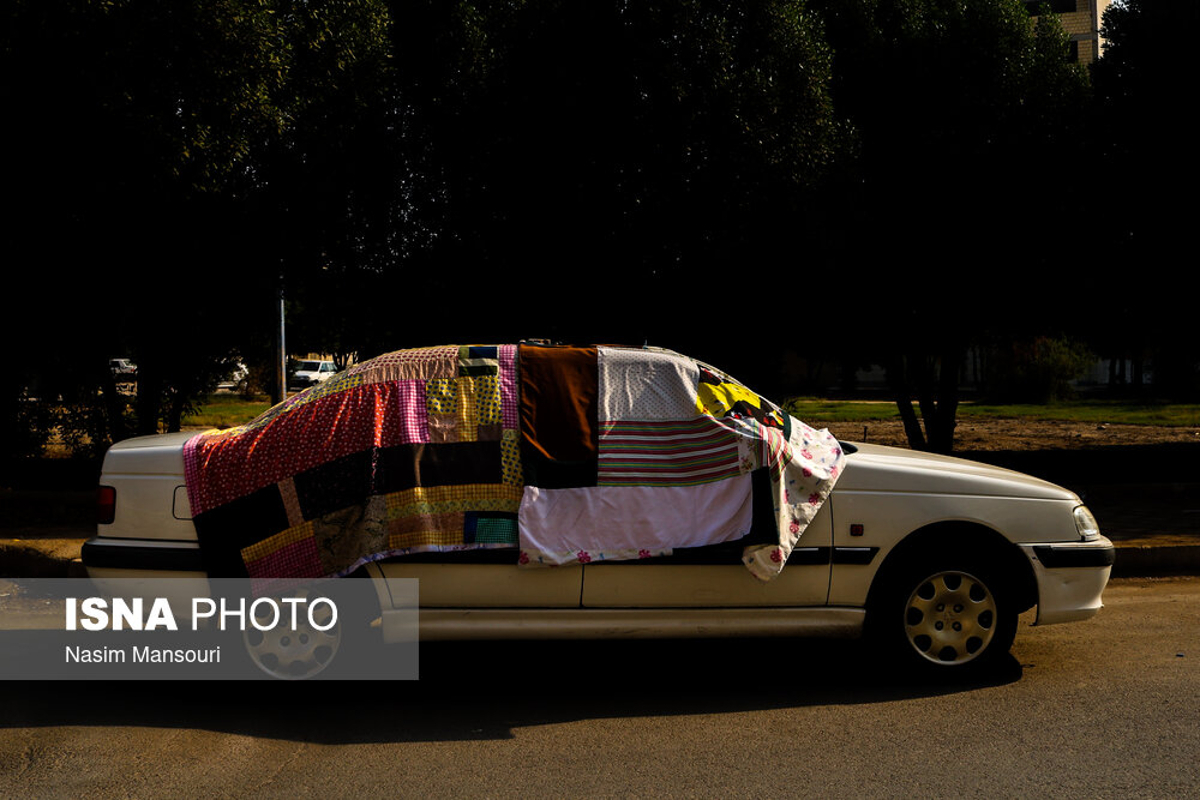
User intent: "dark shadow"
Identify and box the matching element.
[959,442,1200,488]
[0,636,1022,744]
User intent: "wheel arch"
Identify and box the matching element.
[867,520,1038,618]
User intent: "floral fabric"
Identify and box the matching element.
[517,346,845,580]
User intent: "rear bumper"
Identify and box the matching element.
[82,536,204,576]
[1021,538,1115,626]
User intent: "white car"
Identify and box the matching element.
[83,344,1114,678]
[287,359,337,390]
[109,358,137,379]
[216,361,249,392]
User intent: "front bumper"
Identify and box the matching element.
[1021,537,1115,626]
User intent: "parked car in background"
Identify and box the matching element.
[83,344,1115,680]
[109,358,137,380]
[287,359,337,391]
[216,362,250,393]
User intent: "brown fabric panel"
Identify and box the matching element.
[518,345,599,462]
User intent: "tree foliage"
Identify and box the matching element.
[2,0,1188,467]
[982,335,1096,403]
[809,0,1091,451]
[2,0,391,460]
[1091,0,1200,399]
[377,2,844,355]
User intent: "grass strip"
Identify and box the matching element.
[784,398,1200,428]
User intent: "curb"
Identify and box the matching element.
[1111,544,1200,579]
[0,542,89,579]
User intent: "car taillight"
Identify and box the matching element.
[97,485,116,525]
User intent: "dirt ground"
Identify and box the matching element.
[823,417,1200,452]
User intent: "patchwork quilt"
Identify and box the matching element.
[183,344,845,583]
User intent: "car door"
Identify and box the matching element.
[378,552,584,608]
[580,468,833,607]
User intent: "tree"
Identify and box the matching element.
[2,1,397,461]
[1091,0,1200,399]
[809,0,1091,451]
[380,0,845,378]
[3,1,293,448]
[257,1,401,367]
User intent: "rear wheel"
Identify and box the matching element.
[243,591,342,680]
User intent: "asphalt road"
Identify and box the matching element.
[1,576,1197,798]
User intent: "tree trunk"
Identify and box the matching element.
[887,348,962,454]
[135,362,161,437]
[887,355,927,450]
[927,350,960,454]
[167,390,185,433]
[100,367,129,444]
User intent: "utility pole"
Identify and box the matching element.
[274,274,287,405]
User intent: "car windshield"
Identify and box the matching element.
[297,361,321,371]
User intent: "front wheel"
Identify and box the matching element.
[870,558,1018,678]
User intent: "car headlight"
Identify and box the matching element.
[1073,505,1101,541]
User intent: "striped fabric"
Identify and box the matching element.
[598,418,741,487]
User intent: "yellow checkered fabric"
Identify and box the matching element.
[241,522,314,563]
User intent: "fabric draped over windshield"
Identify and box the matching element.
[183,344,844,584]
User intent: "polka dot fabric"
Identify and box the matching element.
[186,380,415,516]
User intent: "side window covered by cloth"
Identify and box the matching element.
[517,344,600,489]
[516,346,846,580]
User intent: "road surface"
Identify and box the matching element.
[1,577,1197,797]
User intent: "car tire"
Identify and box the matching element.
[240,580,386,680]
[868,551,1018,679]
[242,587,345,680]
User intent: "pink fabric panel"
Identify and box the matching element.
[393,380,430,445]
[499,344,519,430]
[243,537,323,581]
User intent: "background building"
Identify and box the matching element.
[1028,0,1113,63]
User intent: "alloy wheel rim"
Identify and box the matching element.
[903,570,997,666]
